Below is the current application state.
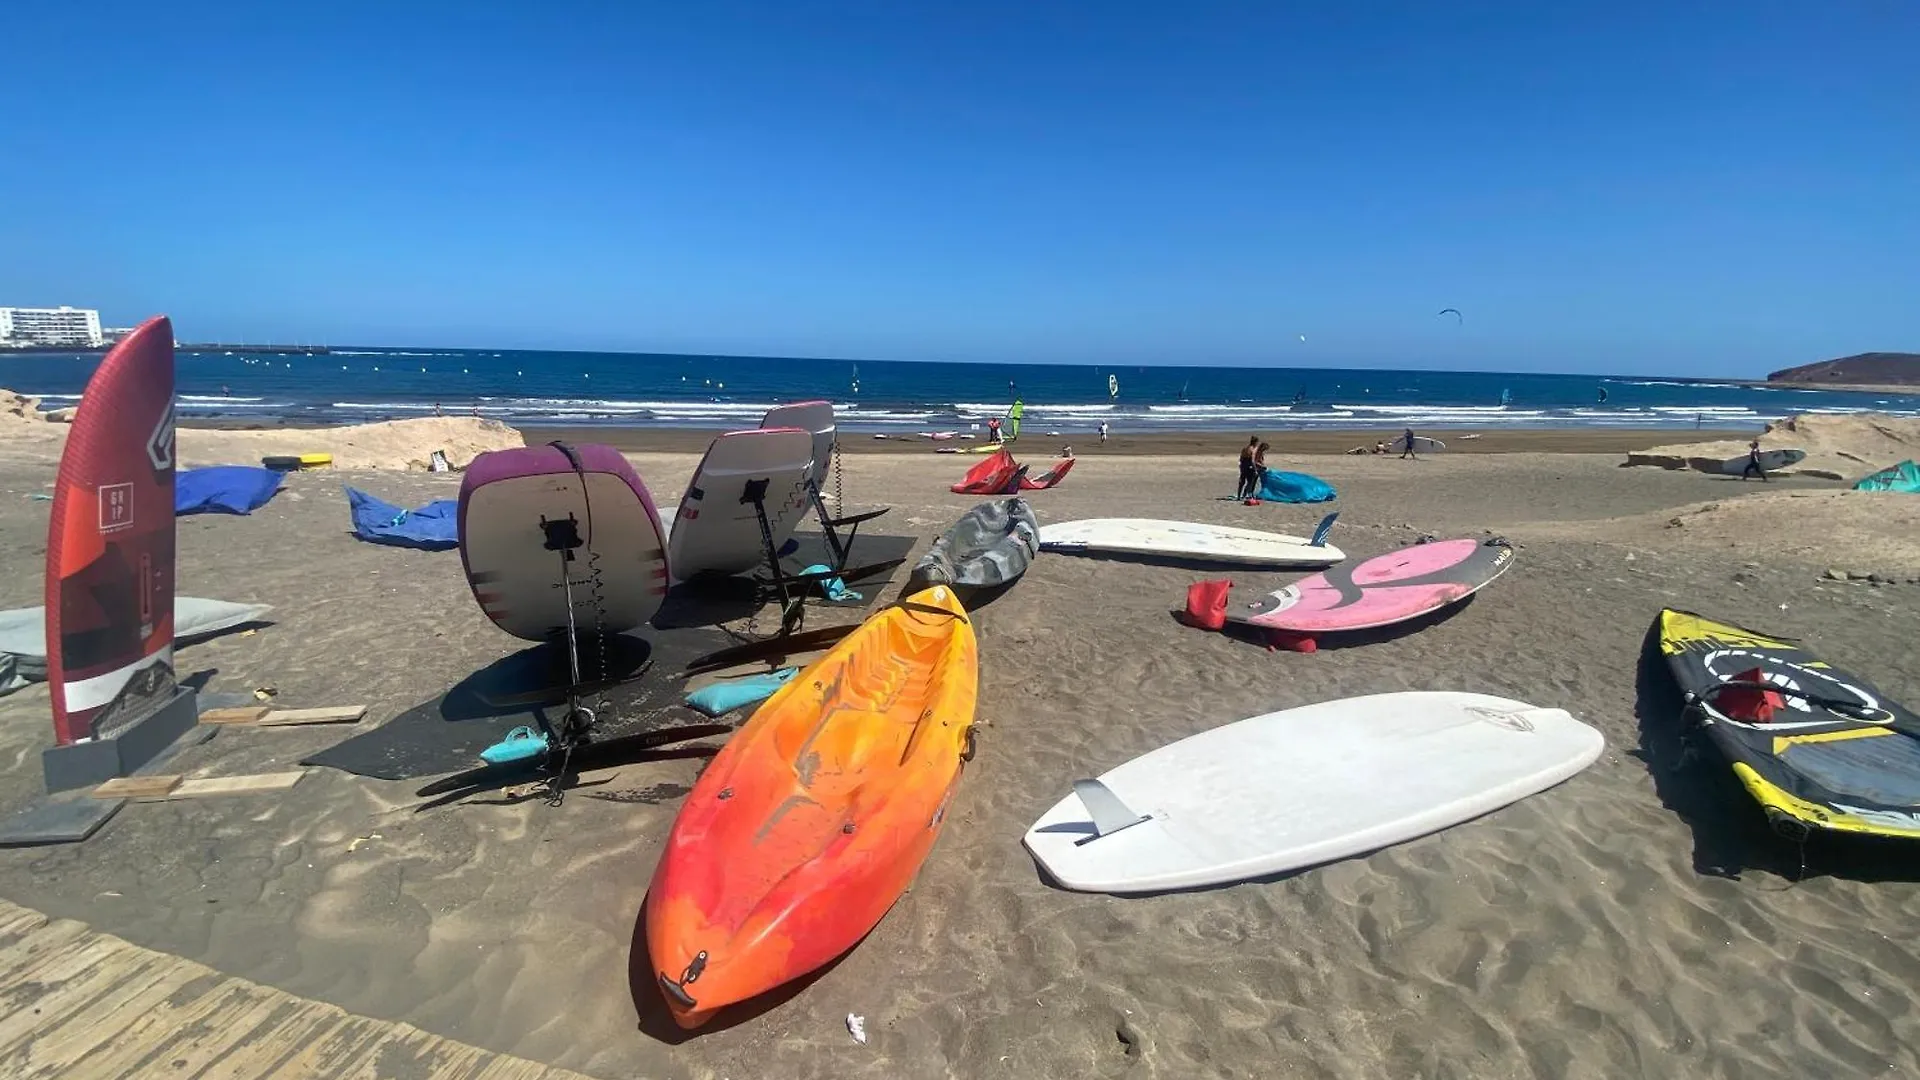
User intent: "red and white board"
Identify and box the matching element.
[45,317,179,746]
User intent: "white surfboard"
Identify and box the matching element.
[1715,447,1805,475]
[762,400,836,493]
[1038,517,1344,567]
[1392,434,1446,454]
[1023,691,1603,894]
[667,428,815,580]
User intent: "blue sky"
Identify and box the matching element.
[2,2,1913,375]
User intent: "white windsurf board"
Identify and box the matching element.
[1038,517,1344,567]
[1023,691,1603,894]
[1715,448,1805,475]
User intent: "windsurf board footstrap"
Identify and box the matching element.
[1071,779,1151,844]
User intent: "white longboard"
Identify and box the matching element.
[1023,691,1603,894]
[1715,448,1805,475]
[1392,434,1446,454]
[1038,516,1344,567]
[762,400,836,493]
[667,428,815,580]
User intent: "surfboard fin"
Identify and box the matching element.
[1072,779,1151,843]
[1309,512,1339,547]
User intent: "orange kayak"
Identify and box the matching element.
[646,585,980,1028]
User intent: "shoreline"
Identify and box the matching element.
[174,420,1750,457]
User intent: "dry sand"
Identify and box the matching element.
[0,432,1918,1079]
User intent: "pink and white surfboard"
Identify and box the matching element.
[1234,538,1513,633]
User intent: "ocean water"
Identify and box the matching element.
[7,347,1916,434]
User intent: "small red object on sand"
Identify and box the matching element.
[1265,629,1318,653]
[1243,498,1261,506]
[1181,579,1232,631]
[1716,667,1783,722]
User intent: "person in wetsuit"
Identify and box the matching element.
[1237,435,1260,498]
[1742,439,1769,481]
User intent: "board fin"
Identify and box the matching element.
[1071,779,1151,843]
[1309,512,1339,547]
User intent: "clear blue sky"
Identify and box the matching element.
[3,1,1913,375]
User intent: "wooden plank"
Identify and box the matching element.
[258,705,368,727]
[91,775,182,799]
[0,899,597,1080]
[197,706,270,725]
[0,961,204,1079]
[109,989,300,1078]
[157,772,307,799]
[0,937,156,1049]
[51,976,262,1076]
[0,907,48,939]
[190,1002,363,1080]
[0,920,90,976]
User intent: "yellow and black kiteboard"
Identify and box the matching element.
[1658,608,1920,840]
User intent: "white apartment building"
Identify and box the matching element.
[0,306,104,347]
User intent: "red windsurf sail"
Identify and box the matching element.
[45,317,178,746]
[1019,456,1075,490]
[950,449,1022,495]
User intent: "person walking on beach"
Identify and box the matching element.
[1742,439,1769,481]
[1237,436,1260,498]
[987,416,1003,444]
[1098,420,1109,445]
[1399,427,1419,460]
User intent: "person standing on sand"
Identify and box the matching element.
[987,416,1003,444]
[1237,436,1259,498]
[1742,439,1769,481]
[1254,441,1271,490]
[1098,420,1109,445]
[1399,427,1419,460]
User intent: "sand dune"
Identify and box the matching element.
[1626,412,1920,480]
[178,416,525,471]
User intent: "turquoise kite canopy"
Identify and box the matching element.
[1854,460,1920,494]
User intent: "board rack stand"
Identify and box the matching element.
[741,476,900,637]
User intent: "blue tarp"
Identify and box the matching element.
[176,466,284,516]
[344,487,459,550]
[1855,460,1920,494]
[1257,470,1337,503]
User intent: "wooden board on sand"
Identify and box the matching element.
[0,897,595,1078]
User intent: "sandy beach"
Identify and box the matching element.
[1,419,1917,1079]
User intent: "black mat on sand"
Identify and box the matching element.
[303,628,738,781]
[652,531,915,630]
[302,534,913,782]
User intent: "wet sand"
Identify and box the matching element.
[518,425,1724,458]
[0,437,1916,1079]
